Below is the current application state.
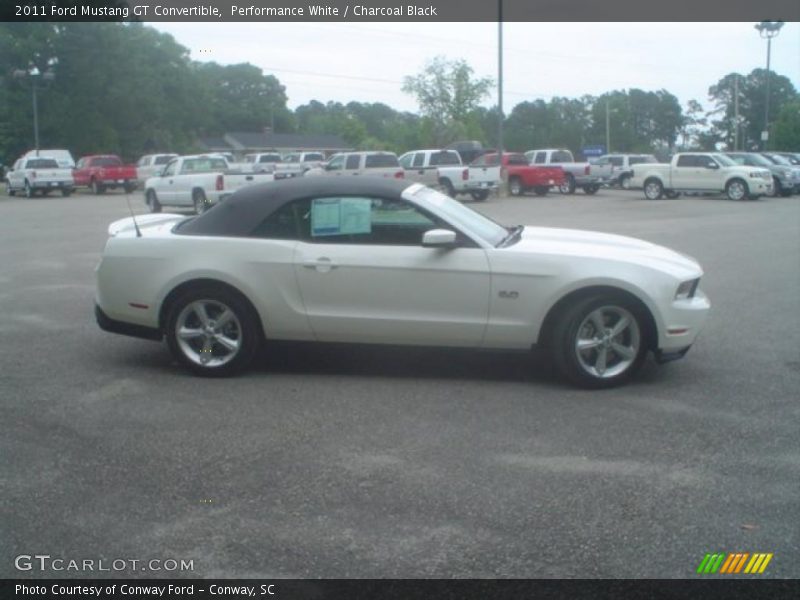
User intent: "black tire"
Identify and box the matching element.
[146,190,162,213]
[582,184,600,195]
[552,294,648,389]
[725,178,749,201]
[165,285,261,377]
[6,180,15,196]
[24,181,34,198]
[470,190,489,201]
[508,176,524,196]
[768,177,781,197]
[61,188,73,197]
[533,186,548,196]
[643,178,663,200]
[91,179,105,195]
[192,189,208,214]
[664,190,681,199]
[619,174,631,190]
[439,178,455,198]
[559,174,576,195]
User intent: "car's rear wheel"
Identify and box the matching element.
[559,174,576,195]
[619,174,631,190]
[508,177,523,196]
[439,178,455,198]
[726,179,748,201]
[552,295,647,388]
[583,184,600,195]
[166,287,261,377]
[193,189,208,214]
[91,179,104,195]
[470,190,489,201]
[644,179,663,200]
[146,190,162,213]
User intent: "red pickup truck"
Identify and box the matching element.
[482,152,565,196]
[73,155,138,194]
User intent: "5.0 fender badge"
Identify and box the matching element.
[499,290,519,299]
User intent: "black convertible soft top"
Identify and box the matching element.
[176,177,415,237]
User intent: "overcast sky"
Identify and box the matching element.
[153,22,800,113]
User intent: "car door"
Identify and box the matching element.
[154,159,179,204]
[344,153,361,175]
[671,155,704,189]
[292,195,492,346]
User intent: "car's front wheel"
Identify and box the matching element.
[552,295,647,388]
[619,174,631,190]
[726,178,748,201]
[193,189,208,214]
[165,286,261,377]
[559,174,576,195]
[508,177,523,196]
[24,180,34,198]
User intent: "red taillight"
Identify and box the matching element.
[216,174,224,191]
[394,170,404,179]
[461,168,468,181]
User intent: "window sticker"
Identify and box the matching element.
[311,197,372,237]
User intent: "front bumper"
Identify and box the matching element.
[657,289,710,354]
[749,179,773,195]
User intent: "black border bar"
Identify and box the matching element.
[2,0,799,22]
[4,579,800,600]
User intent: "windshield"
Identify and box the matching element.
[712,154,736,167]
[732,153,772,167]
[764,153,791,166]
[408,186,508,247]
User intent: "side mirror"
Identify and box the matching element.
[422,229,458,248]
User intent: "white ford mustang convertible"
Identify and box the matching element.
[95,178,710,387]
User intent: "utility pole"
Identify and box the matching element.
[755,21,784,150]
[497,0,503,160]
[734,74,739,151]
[605,100,610,154]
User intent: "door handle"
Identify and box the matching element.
[303,257,338,272]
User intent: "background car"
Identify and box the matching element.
[726,152,797,197]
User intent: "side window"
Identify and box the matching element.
[676,155,696,167]
[308,196,441,246]
[610,157,624,167]
[470,155,487,167]
[251,198,311,240]
[327,155,345,171]
[430,151,460,166]
[534,152,546,164]
[345,154,361,170]
[162,160,178,177]
[399,153,414,169]
[76,158,85,169]
[411,153,425,168]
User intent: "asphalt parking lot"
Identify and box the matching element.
[1,186,798,579]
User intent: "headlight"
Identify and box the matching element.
[675,279,699,300]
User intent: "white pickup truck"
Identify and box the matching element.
[5,156,75,197]
[525,148,603,194]
[629,152,773,201]
[399,148,496,200]
[143,155,274,214]
[435,152,501,201]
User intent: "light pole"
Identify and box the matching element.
[13,61,56,154]
[754,21,783,150]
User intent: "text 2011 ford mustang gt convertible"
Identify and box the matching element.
[95,178,710,388]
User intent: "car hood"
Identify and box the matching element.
[508,226,703,279]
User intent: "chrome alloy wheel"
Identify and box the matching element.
[175,299,242,368]
[574,305,641,379]
[726,180,747,201]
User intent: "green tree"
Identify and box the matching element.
[773,101,800,150]
[402,56,493,145]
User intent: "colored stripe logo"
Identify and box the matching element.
[696,553,773,574]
